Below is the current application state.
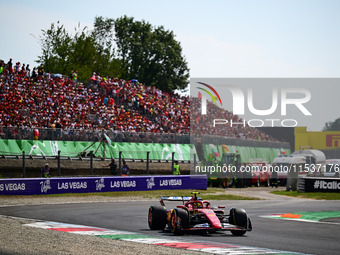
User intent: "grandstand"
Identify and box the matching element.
[0,58,278,142]
[0,61,189,135]
[0,58,291,178]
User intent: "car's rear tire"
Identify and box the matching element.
[148,205,167,230]
[169,208,189,235]
[229,208,251,236]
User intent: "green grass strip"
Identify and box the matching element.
[271,191,340,200]
[0,188,259,200]
[201,194,260,200]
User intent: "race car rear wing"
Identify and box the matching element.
[160,195,203,206]
[160,195,203,201]
[160,192,202,201]
[160,196,192,201]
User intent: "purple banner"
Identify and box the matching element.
[0,175,207,195]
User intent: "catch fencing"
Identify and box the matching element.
[0,126,290,149]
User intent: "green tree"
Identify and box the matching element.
[91,16,122,77]
[68,24,97,79]
[37,21,72,74]
[37,16,189,91]
[37,20,122,82]
[323,118,340,131]
[114,16,189,92]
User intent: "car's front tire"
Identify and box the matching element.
[148,205,167,230]
[229,208,251,236]
[169,208,188,235]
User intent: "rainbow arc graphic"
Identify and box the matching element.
[197,82,222,115]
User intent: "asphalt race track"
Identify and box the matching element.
[1,199,340,254]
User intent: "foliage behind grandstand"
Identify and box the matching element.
[37,16,189,92]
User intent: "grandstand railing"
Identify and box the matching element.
[193,135,290,149]
[0,126,190,144]
[0,126,290,149]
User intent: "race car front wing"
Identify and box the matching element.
[184,223,251,231]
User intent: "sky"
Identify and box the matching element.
[1,0,340,130]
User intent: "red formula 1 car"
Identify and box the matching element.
[148,192,252,236]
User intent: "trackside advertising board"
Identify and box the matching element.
[0,175,207,195]
[303,177,340,193]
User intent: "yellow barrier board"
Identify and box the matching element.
[295,127,340,150]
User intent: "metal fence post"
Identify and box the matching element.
[90,152,93,176]
[57,150,61,176]
[171,152,175,174]
[22,151,26,178]
[119,151,122,175]
[194,153,197,172]
[146,151,150,175]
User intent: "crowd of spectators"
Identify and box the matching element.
[0,58,276,142]
[190,98,276,141]
[0,58,189,135]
